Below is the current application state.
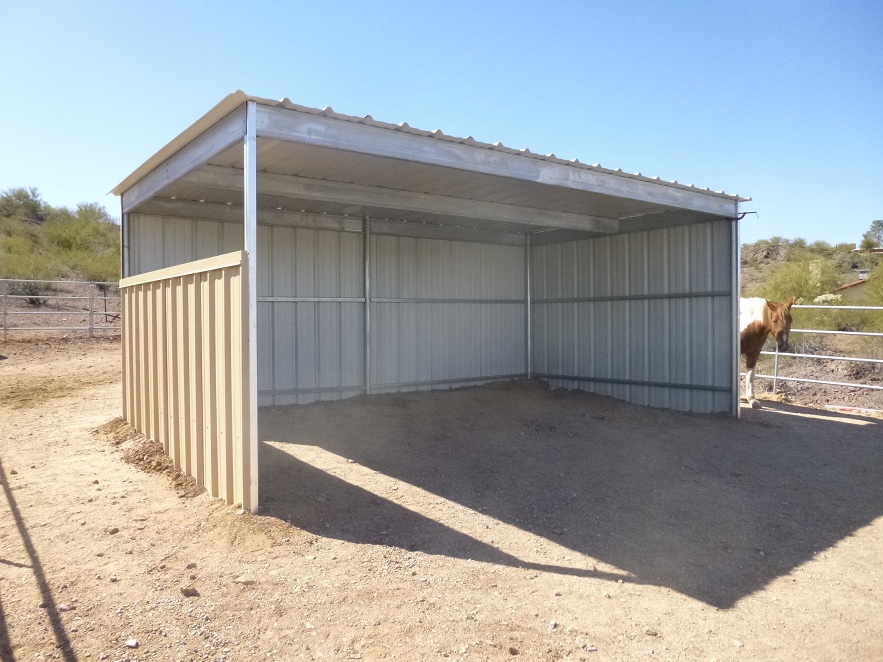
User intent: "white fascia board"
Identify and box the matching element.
[120,106,247,213]
[182,165,620,235]
[256,104,736,218]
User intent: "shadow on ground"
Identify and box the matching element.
[258,381,883,609]
[0,457,77,661]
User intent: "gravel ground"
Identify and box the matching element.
[1,337,881,661]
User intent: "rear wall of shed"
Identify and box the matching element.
[127,212,527,407]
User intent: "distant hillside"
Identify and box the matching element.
[2,184,880,306]
[741,236,883,304]
[0,187,120,283]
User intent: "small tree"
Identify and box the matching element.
[759,257,841,302]
[0,186,45,223]
[861,220,883,249]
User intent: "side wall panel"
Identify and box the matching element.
[532,221,734,413]
[120,251,254,510]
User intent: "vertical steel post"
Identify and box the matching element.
[244,101,259,512]
[732,201,742,416]
[364,215,372,394]
[89,284,95,338]
[3,290,7,342]
[119,206,128,425]
[121,209,130,280]
[773,345,780,394]
[525,233,532,378]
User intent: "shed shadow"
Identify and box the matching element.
[259,381,883,609]
[259,446,636,583]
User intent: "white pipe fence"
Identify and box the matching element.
[1,279,121,340]
[753,303,883,395]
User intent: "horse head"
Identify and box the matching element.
[766,297,794,352]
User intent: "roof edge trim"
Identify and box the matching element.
[112,91,749,205]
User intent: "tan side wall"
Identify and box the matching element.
[120,251,255,511]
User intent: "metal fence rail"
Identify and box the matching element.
[1,278,121,339]
[753,303,883,395]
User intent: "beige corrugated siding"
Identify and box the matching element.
[120,251,255,510]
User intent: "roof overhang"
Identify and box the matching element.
[113,92,748,242]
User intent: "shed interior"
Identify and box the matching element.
[118,92,744,415]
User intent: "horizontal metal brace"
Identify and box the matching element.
[533,291,729,305]
[258,297,524,305]
[183,163,621,235]
[752,373,883,391]
[260,374,527,399]
[760,350,883,365]
[0,279,117,287]
[260,385,366,397]
[793,305,883,311]
[371,374,526,390]
[0,310,112,316]
[535,372,730,392]
[791,328,883,338]
[258,297,365,303]
[2,295,102,302]
[372,298,524,305]
[2,326,120,332]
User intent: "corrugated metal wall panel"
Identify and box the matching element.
[261,226,365,405]
[128,213,732,413]
[533,221,733,413]
[370,235,526,391]
[129,214,246,274]
[127,214,366,407]
[120,251,255,510]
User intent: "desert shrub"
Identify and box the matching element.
[66,246,121,284]
[1,188,120,282]
[5,280,55,306]
[787,333,829,356]
[758,257,842,304]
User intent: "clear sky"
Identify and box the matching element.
[1,0,880,246]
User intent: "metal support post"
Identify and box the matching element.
[525,233,532,378]
[121,210,130,279]
[88,284,95,338]
[773,346,780,394]
[731,201,741,416]
[244,100,259,512]
[364,215,372,394]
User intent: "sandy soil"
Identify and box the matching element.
[1,338,882,661]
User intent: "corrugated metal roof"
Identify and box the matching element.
[268,96,746,201]
[114,91,748,203]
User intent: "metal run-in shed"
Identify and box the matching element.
[113,92,746,512]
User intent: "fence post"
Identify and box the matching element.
[89,283,95,338]
[773,346,780,394]
[3,289,7,342]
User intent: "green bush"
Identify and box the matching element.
[0,187,120,282]
[758,257,841,303]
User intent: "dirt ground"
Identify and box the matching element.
[1,338,882,662]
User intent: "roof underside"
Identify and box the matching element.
[116,92,746,243]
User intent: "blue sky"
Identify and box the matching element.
[1,0,880,246]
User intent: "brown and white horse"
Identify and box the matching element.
[740,297,794,408]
